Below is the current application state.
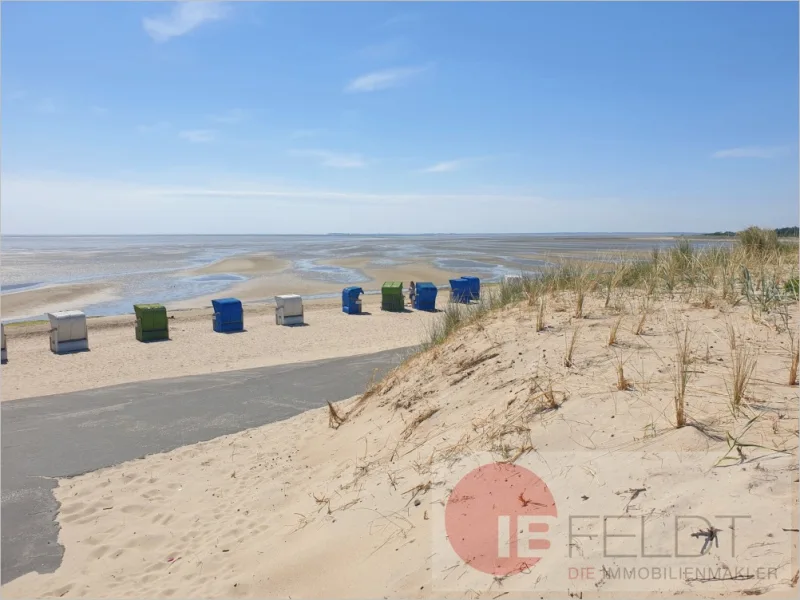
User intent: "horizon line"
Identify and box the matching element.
[2,231,727,237]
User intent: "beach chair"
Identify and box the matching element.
[275,295,304,326]
[47,310,89,354]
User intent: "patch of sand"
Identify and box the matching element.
[190,254,289,276]
[321,257,463,289]
[0,294,439,401]
[3,294,797,598]
[1,283,121,321]
[168,273,348,310]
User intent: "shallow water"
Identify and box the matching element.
[1,234,732,319]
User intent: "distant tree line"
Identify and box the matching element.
[706,226,798,238]
[775,226,799,237]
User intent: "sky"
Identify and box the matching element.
[2,1,798,235]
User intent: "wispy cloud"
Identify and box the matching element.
[143,2,229,43]
[179,129,216,143]
[209,108,246,124]
[289,149,366,168]
[8,89,27,101]
[91,105,110,116]
[420,157,490,173]
[711,146,789,159]
[345,64,431,93]
[137,121,171,134]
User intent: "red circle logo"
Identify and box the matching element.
[445,462,557,576]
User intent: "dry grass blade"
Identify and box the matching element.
[542,379,560,409]
[401,408,439,440]
[608,315,623,346]
[725,320,737,351]
[574,288,585,319]
[634,299,650,335]
[456,351,500,373]
[790,340,799,386]
[536,296,546,332]
[501,441,534,464]
[612,352,631,391]
[672,320,694,428]
[564,326,581,368]
[327,401,345,429]
[727,337,758,416]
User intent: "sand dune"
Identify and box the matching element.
[3,293,797,598]
[1,294,439,401]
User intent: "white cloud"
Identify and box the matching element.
[179,129,216,143]
[290,149,366,168]
[91,106,110,116]
[143,2,229,43]
[209,108,246,124]
[711,146,789,159]
[5,173,793,235]
[1,173,567,235]
[420,157,492,173]
[422,160,467,173]
[344,65,430,93]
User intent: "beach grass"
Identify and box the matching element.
[4,319,49,328]
[420,226,798,351]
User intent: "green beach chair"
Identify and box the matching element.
[134,303,169,342]
[381,282,404,312]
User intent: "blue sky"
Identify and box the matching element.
[2,1,797,234]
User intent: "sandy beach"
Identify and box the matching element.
[3,287,798,598]
[1,294,441,402]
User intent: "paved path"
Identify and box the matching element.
[1,347,413,584]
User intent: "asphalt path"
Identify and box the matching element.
[1,346,413,584]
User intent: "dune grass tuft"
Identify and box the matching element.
[564,326,581,368]
[725,323,758,415]
[608,315,623,346]
[671,320,694,428]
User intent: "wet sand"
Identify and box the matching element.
[189,254,290,276]
[319,257,464,287]
[1,283,121,321]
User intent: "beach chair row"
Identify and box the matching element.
[0,278,486,362]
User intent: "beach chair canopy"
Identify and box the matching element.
[413,282,438,311]
[47,310,88,342]
[342,286,364,314]
[211,298,243,323]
